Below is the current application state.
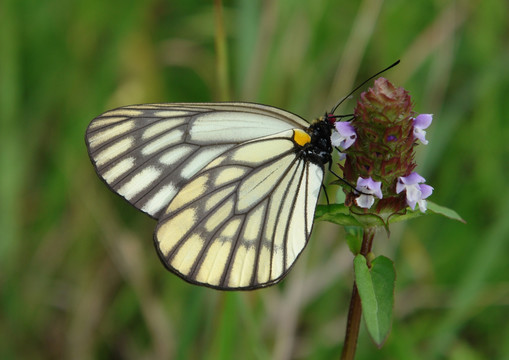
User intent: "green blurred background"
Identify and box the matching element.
[1,0,508,359]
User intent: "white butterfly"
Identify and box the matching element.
[86,102,333,290]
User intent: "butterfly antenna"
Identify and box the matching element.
[330,60,400,115]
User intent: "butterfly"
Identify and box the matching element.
[85,102,336,290]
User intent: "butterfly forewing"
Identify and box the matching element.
[85,102,326,289]
[85,103,309,219]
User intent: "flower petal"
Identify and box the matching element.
[356,194,375,209]
[414,114,433,129]
[372,183,383,199]
[335,121,356,136]
[419,184,433,199]
[330,131,342,147]
[417,199,428,212]
[414,128,428,145]
[396,174,433,213]
[356,177,383,199]
[332,121,357,149]
[399,172,425,185]
[413,115,432,145]
[406,199,417,210]
[405,184,422,203]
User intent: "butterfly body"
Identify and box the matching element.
[299,119,333,165]
[86,102,333,290]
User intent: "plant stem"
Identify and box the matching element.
[341,227,375,360]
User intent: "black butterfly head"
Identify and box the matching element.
[301,119,333,166]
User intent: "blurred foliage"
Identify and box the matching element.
[1,0,508,359]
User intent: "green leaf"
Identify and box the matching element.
[354,255,396,347]
[345,226,363,254]
[387,201,465,224]
[314,204,362,226]
[315,201,465,229]
[426,201,466,223]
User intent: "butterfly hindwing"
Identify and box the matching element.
[154,131,324,289]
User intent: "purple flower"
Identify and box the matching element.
[355,177,383,209]
[331,121,357,149]
[396,172,433,212]
[413,114,432,145]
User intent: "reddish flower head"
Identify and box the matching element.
[331,77,433,214]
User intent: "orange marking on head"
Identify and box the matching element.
[293,129,312,147]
